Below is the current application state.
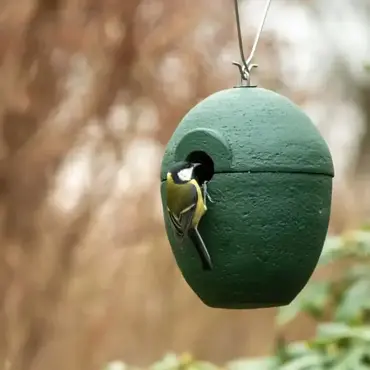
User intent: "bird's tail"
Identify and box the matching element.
[188,227,213,270]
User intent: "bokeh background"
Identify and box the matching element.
[0,0,369,369]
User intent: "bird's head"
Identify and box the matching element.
[167,161,201,184]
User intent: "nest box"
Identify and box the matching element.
[160,87,334,309]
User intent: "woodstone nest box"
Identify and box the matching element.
[160,87,334,309]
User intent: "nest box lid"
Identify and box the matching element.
[160,88,334,180]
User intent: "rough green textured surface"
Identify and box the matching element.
[160,88,334,179]
[161,173,332,308]
[160,87,334,309]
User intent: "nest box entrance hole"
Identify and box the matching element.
[186,151,214,185]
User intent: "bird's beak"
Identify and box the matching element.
[193,163,201,168]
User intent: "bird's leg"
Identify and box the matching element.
[202,181,214,206]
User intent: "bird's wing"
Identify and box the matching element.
[168,210,185,238]
[167,184,198,238]
[178,202,197,234]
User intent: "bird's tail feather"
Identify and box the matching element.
[188,227,213,270]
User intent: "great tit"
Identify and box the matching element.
[166,161,213,270]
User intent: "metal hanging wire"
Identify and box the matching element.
[232,0,272,87]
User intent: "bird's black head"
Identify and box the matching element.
[167,161,200,184]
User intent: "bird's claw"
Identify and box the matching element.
[203,181,215,205]
[206,193,215,203]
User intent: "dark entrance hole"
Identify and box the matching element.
[186,151,214,185]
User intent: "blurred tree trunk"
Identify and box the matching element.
[0,1,141,369]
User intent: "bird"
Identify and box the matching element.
[165,161,213,270]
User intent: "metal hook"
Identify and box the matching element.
[232,0,272,87]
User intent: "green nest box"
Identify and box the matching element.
[160,87,334,309]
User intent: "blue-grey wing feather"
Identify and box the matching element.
[167,184,198,239]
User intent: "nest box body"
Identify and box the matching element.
[160,87,334,309]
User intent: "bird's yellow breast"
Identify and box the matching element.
[166,174,206,228]
[189,179,206,227]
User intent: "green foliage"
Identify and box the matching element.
[272,228,370,369]
[104,227,370,370]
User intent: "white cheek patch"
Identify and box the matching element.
[178,168,193,182]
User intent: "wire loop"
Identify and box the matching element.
[232,0,272,87]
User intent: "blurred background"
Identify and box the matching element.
[0,0,369,369]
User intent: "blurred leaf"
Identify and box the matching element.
[352,232,370,254]
[189,361,220,370]
[284,342,313,358]
[318,236,344,265]
[277,282,330,326]
[227,357,277,370]
[361,222,370,230]
[330,346,368,370]
[179,352,195,366]
[185,365,208,370]
[316,323,353,341]
[334,279,370,322]
[352,326,370,341]
[274,336,292,365]
[354,366,370,370]
[279,353,323,370]
[277,299,302,327]
[150,353,181,370]
[348,264,370,280]
[319,232,370,266]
